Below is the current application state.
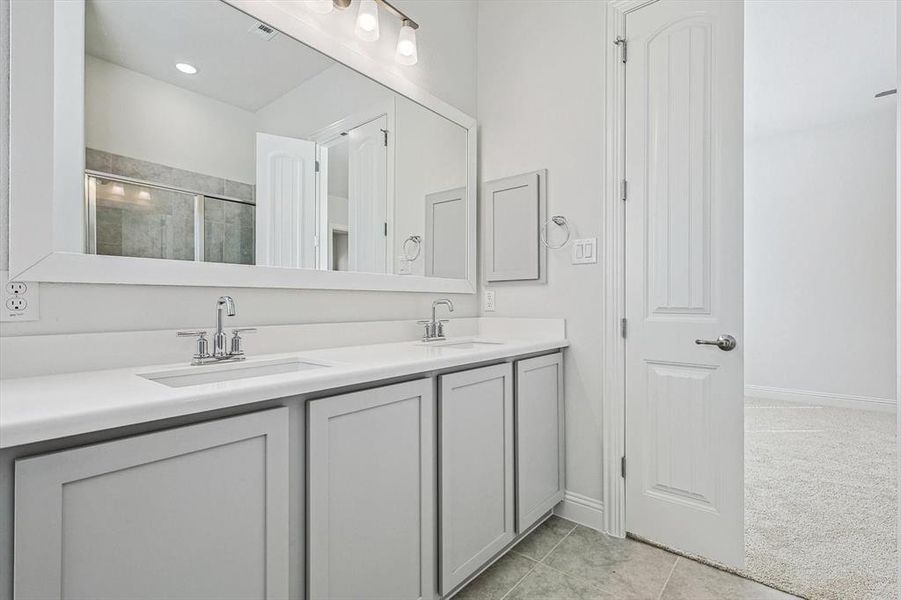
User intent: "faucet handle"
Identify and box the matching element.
[176,330,207,338]
[177,330,209,360]
[230,328,257,356]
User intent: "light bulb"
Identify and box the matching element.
[305,0,333,14]
[175,62,197,75]
[395,21,418,65]
[355,0,380,42]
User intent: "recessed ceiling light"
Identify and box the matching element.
[175,62,198,75]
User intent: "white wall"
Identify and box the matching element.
[85,56,257,183]
[745,107,898,404]
[393,97,467,276]
[0,0,479,337]
[478,1,607,508]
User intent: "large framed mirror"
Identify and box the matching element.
[9,0,476,293]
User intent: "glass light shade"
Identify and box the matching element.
[355,0,380,42]
[395,23,418,65]
[305,0,334,14]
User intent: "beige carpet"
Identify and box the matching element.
[744,398,898,600]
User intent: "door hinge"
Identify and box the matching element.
[621,456,626,478]
[315,160,320,173]
[620,317,627,338]
[621,179,628,201]
[614,37,627,63]
[381,128,389,147]
[384,222,388,236]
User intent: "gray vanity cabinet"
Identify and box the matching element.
[515,353,565,532]
[307,379,436,600]
[439,363,515,595]
[13,408,290,600]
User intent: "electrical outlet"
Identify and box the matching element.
[571,237,598,265]
[1,271,39,322]
[483,290,496,312]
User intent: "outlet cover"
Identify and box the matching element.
[1,271,40,322]
[483,290,496,312]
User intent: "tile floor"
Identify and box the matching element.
[454,516,798,600]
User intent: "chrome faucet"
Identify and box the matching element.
[177,296,256,365]
[419,298,454,341]
[213,296,236,358]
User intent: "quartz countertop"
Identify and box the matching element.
[0,334,567,449]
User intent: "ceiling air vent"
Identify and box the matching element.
[248,22,278,41]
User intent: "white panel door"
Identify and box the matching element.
[624,0,744,567]
[348,116,388,273]
[14,409,290,600]
[307,379,435,600]
[424,187,467,279]
[255,132,318,269]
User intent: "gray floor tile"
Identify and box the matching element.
[661,558,799,600]
[455,552,537,600]
[507,564,614,600]
[512,516,578,561]
[543,526,677,599]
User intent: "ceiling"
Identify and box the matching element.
[745,0,897,139]
[85,0,336,112]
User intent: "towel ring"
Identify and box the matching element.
[402,235,422,261]
[540,216,571,249]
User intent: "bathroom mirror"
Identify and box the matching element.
[8,0,476,293]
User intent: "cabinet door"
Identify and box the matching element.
[516,353,565,532]
[439,363,515,595]
[307,379,435,600]
[14,408,289,600]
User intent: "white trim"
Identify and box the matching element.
[8,0,477,295]
[602,0,658,540]
[554,492,605,532]
[17,252,476,294]
[746,385,897,413]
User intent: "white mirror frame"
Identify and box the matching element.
[8,0,477,294]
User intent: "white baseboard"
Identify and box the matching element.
[554,491,605,532]
[745,385,897,412]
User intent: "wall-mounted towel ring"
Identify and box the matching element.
[540,216,571,249]
[402,235,422,261]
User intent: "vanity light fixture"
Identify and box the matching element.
[175,62,198,75]
[395,19,418,65]
[354,0,380,42]
[315,0,419,65]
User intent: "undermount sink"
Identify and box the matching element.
[417,339,505,350]
[140,357,328,388]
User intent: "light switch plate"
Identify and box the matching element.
[1,271,40,322]
[571,238,598,265]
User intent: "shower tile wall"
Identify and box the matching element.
[87,148,255,265]
[95,186,195,261]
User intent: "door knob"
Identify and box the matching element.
[695,334,737,351]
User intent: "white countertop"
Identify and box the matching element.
[0,335,567,449]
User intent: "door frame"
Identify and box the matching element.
[601,0,659,540]
[310,100,397,273]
